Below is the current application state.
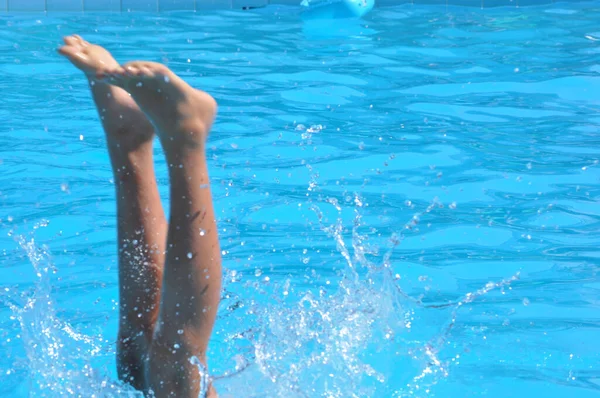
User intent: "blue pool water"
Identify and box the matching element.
[1,3,600,397]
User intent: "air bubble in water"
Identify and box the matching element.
[177,329,184,335]
[306,124,323,133]
[522,297,530,306]
[187,252,193,259]
[254,269,262,277]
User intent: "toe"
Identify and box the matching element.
[110,67,127,82]
[125,65,141,76]
[139,66,154,78]
[106,66,123,76]
[72,34,89,47]
[57,45,76,57]
[63,36,79,46]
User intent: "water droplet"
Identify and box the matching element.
[187,252,193,259]
[79,134,84,141]
[173,344,180,349]
[136,82,143,87]
[164,75,170,83]
[177,329,184,335]
[199,229,206,236]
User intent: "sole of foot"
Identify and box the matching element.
[100,61,217,149]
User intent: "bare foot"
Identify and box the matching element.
[58,34,122,78]
[104,61,217,149]
[58,36,154,149]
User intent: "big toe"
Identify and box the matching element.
[58,45,79,57]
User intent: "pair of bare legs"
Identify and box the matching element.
[58,35,221,397]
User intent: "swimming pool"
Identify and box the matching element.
[1,2,599,397]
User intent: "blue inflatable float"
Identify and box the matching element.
[301,0,374,19]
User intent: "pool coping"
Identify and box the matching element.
[0,0,592,12]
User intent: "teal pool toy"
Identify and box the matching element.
[301,0,375,19]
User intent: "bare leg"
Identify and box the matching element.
[58,37,167,389]
[104,62,222,397]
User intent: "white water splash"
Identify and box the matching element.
[213,195,520,397]
[1,221,142,398]
[2,200,519,397]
